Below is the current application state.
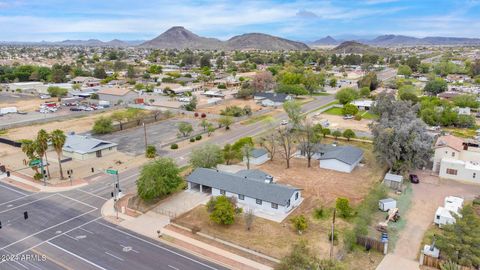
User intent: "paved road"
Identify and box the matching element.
[0,95,334,270]
[377,67,397,82]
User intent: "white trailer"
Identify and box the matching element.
[379,198,397,212]
[0,107,18,115]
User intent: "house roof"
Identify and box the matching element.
[317,145,364,165]
[254,92,290,103]
[250,148,268,158]
[187,168,300,206]
[235,169,270,181]
[435,135,464,152]
[97,88,132,96]
[63,135,117,154]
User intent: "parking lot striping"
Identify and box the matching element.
[0,209,97,252]
[168,265,180,270]
[0,194,56,214]
[0,183,28,196]
[8,216,103,263]
[0,193,34,206]
[94,221,220,270]
[75,189,108,201]
[63,234,78,241]
[78,227,94,234]
[46,241,107,270]
[105,251,124,261]
[55,193,98,209]
[88,173,139,194]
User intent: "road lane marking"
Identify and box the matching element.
[75,189,107,200]
[0,183,28,196]
[88,173,139,194]
[0,194,56,214]
[46,242,107,270]
[63,234,78,241]
[78,227,94,234]
[0,209,97,252]
[105,251,124,261]
[168,265,180,270]
[56,193,97,209]
[0,194,34,206]
[94,221,220,270]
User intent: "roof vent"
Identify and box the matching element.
[265,175,273,184]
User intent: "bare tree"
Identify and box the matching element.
[242,143,254,170]
[244,209,255,231]
[258,132,276,161]
[276,126,296,169]
[251,71,276,92]
[298,121,321,167]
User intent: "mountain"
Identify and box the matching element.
[367,34,480,46]
[60,39,105,46]
[331,41,389,55]
[225,33,309,51]
[139,26,223,50]
[368,35,421,46]
[311,36,338,45]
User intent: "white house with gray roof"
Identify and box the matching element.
[298,144,364,173]
[253,92,292,107]
[187,168,302,218]
[62,134,117,160]
[244,148,269,165]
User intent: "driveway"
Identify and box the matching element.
[151,190,210,218]
[94,118,201,155]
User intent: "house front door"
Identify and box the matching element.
[96,150,102,157]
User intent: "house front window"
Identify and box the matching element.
[474,173,476,179]
[451,152,455,157]
[286,199,290,207]
[238,194,244,200]
[220,190,225,195]
[256,199,262,205]
[436,215,440,220]
[295,192,299,200]
[271,203,278,209]
[446,168,458,175]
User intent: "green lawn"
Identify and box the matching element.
[443,127,479,139]
[323,107,343,116]
[241,114,274,125]
[360,111,379,120]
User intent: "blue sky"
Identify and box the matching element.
[1,0,480,41]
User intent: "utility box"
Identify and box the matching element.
[379,198,397,212]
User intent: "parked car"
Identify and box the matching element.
[39,94,51,99]
[343,114,354,119]
[281,120,288,125]
[409,174,419,184]
[70,107,82,111]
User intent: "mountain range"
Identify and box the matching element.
[312,34,480,46]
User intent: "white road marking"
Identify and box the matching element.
[63,234,78,241]
[75,189,107,201]
[88,173,139,194]
[46,241,107,270]
[95,221,220,270]
[56,193,97,209]
[0,209,97,252]
[0,194,56,214]
[0,194,33,206]
[168,265,180,270]
[105,251,124,261]
[121,245,139,253]
[78,227,94,234]
[0,183,28,196]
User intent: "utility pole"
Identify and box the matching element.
[330,208,336,259]
[143,122,148,154]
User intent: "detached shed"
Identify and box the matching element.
[379,198,397,212]
[383,173,403,190]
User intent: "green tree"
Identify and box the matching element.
[111,111,126,130]
[357,72,378,90]
[223,144,240,165]
[335,88,359,105]
[93,67,107,79]
[342,104,359,116]
[21,139,40,174]
[359,87,370,98]
[92,117,114,134]
[342,129,356,141]
[145,145,156,158]
[290,215,308,234]
[329,77,337,88]
[148,64,162,74]
[47,86,68,98]
[321,128,331,138]
[189,144,224,168]
[397,65,413,77]
[283,100,304,128]
[332,130,342,139]
[199,119,209,131]
[36,129,51,178]
[50,129,66,180]
[452,94,479,108]
[218,116,233,130]
[209,196,236,225]
[177,122,194,137]
[436,205,480,268]
[137,158,183,201]
[424,78,448,95]
[336,197,353,218]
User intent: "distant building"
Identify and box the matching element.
[97,88,137,104]
[350,100,374,111]
[244,148,269,165]
[253,92,292,107]
[62,135,117,160]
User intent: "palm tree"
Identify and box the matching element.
[50,129,66,180]
[36,129,51,178]
[21,140,40,174]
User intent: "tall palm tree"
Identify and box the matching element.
[21,139,40,174]
[50,129,66,180]
[36,129,51,178]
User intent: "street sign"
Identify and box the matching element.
[29,159,41,167]
[106,169,118,175]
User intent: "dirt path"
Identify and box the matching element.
[393,170,480,259]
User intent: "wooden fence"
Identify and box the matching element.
[356,236,385,253]
[0,137,22,147]
[421,255,477,270]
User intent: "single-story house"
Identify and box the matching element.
[253,93,292,107]
[187,168,302,216]
[434,196,463,228]
[244,148,269,165]
[316,145,364,173]
[456,107,471,116]
[383,172,403,190]
[350,100,374,111]
[62,135,118,160]
[203,90,225,98]
[97,88,137,104]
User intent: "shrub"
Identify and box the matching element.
[34,173,43,181]
[342,104,359,116]
[92,117,114,134]
[291,215,308,234]
[201,113,206,118]
[209,196,236,225]
[191,226,201,234]
[313,207,327,220]
[354,114,362,121]
[194,112,199,117]
[145,145,156,158]
[189,138,195,142]
[343,229,356,252]
[336,197,353,218]
[170,144,178,149]
[195,135,202,141]
[328,231,338,244]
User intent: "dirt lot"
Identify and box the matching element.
[309,113,373,133]
[197,98,266,115]
[0,94,57,112]
[3,110,117,140]
[175,139,386,262]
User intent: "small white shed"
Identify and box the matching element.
[379,198,397,212]
[383,173,403,190]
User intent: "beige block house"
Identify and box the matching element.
[62,135,117,160]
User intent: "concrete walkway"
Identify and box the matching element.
[376,254,420,270]
[0,173,88,192]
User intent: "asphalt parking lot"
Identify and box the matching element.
[94,118,202,155]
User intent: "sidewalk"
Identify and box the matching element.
[101,198,273,270]
[0,172,88,193]
[376,254,420,270]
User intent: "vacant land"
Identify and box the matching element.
[175,139,386,262]
[197,98,265,115]
[309,113,373,133]
[0,94,57,112]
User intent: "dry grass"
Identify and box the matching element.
[197,99,265,115]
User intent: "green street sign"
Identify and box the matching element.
[106,169,118,175]
[29,159,42,167]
